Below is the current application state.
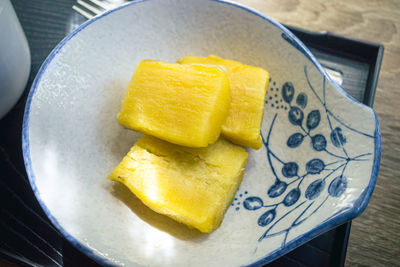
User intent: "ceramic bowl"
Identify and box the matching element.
[22,0,381,266]
[0,0,31,119]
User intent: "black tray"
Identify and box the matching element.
[0,2,383,266]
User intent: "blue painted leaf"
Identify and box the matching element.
[287,133,304,148]
[311,134,327,151]
[306,110,321,130]
[282,82,295,103]
[288,107,304,126]
[281,162,299,178]
[328,176,347,197]
[296,93,308,109]
[305,179,325,200]
[258,209,276,227]
[330,127,347,147]
[283,188,301,206]
[306,159,325,174]
[268,181,287,198]
[243,197,264,210]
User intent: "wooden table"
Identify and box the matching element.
[233,0,400,266]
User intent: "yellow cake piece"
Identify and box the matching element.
[178,55,269,149]
[118,60,231,147]
[108,135,248,233]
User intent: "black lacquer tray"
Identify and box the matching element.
[0,1,383,266]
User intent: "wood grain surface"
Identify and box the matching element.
[233,0,400,266]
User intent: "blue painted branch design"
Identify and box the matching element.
[239,66,374,246]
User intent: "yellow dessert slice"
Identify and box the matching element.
[118,60,231,147]
[178,55,269,149]
[108,135,248,233]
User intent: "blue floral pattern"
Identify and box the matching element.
[238,65,374,246]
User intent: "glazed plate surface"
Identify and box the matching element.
[23,0,380,266]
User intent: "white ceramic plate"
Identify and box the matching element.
[23,0,381,266]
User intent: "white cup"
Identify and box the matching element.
[0,0,30,119]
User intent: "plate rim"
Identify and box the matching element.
[22,0,381,266]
